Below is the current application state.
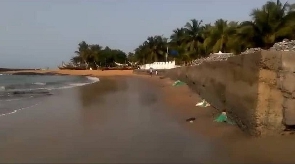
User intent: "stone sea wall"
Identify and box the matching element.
[133,50,295,136]
[163,50,295,136]
[279,52,295,127]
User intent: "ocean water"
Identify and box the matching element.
[0,74,99,116]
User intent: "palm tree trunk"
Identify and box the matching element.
[152,52,158,62]
[84,60,89,69]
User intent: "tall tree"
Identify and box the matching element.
[70,0,295,67]
[183,19,205,59]
[204,19,237,53]
[70,41,127,69]
[236,0,295,49]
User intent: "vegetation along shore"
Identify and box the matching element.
[65,0,295,69]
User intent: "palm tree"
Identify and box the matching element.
[74,41,91,68]
[70,56,82,66]
[123,0,295,64]
[236,0,295,49]
[134,44,148,64]
[170,28,186,47]
[182,19,205,59]
[89,44,102,68]
[204,19,237,53]
[142,35,167,62]
[201,23,214,55]
[169,28,191,64]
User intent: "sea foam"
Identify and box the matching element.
[0,102,39,117]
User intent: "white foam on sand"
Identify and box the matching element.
[0,86,5,91]
[86,76,100,83]
[0,76,100,118]
[54,76,100,90]
[0,102,39,117]
[33,82,46,85]
[0,96,34,102]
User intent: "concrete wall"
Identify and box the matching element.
[162,50,295,136]
[280,52,295,127]
[139,61,178,70]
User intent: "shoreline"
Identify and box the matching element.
[0,76,228,163]
[3,70,245,139]
[1,69,134,77]
[0,69,280,137]
[1,71,295,162]
[3,69,293,137]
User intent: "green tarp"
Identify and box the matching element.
[214,113,227,122]
[214,112,235,125]
[172,80,186,86]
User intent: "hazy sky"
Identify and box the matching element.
[0,0,293,68]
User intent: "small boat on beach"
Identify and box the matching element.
[58,66,86,70]
[58,62,86,70]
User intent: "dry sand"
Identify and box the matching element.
[1,69,295,163]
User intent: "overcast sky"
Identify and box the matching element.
[0,0,293,68]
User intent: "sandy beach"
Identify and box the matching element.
[1,70,295,163]
[0,74,225,163]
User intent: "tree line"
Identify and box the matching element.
[70,41,128,69]
[131,0,295,65]
[70,0,295,68]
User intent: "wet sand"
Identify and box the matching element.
[1,74,295,163]
[3,69,133,77]
[0,76,227,163]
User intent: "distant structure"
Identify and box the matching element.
[139,61,179,70]
[211,51,233,56]
[209,51,234,60]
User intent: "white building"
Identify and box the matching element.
[139,61,179,70]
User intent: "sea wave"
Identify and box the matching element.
[0,76,100,92]
[0,102,40,117]
[86,76,100,83]
[0,96,33,102]
[0,76,100,118]
[47,76,100,90]
[0,86,5,91]
[53,76,100,89]
[33,82,46,85]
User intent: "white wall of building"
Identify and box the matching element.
[139,61,178,70]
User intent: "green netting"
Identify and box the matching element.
[172,80,186,86]
[214,113,235,125]
[226,119,235,125]
[214,113,227,122]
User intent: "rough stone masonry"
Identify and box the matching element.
[164,50,295,136]
[190,39,295,66]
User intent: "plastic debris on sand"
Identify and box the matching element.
[196,99,210,107]
[186,117,196,123]
[214,112,235,124]
[172,80,186,86]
